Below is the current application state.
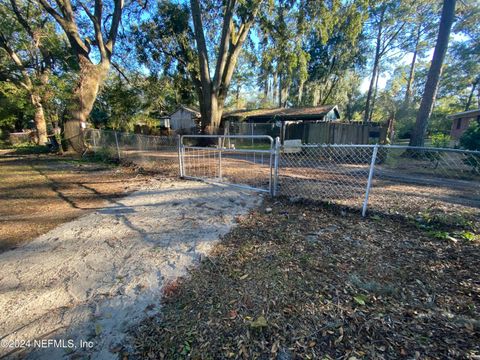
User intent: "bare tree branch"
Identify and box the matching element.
[37,0,90,57]
[78,0,107,60]
[190,0,211,85]
[105,0,124,58]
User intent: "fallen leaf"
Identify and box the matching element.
[250,316,268,328]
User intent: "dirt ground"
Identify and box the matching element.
[131,198,480,359]
[0,150,153,251]
[0,158,261,359]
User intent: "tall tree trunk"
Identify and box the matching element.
[364,57,380,123]
[312,84,320,106]
[278,73,283,107]
[298,79,305,105]
[409,0,456,147]
[236,85,241,108]
[281,82,289,108]
[465,78,478,111]
[272,71,278,105]
[65,57,109,152]
[31,93,47,144]
[322,78,339,106]
[405,26,421,105]
[369,66,381,122]
[198,90,223,135]
[364,8,384,123]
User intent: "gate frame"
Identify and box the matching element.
[179,134,277,195]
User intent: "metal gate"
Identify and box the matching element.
[179,135,279,195]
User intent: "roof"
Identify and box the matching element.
[170,104,201,117]
[447,108,480,119]
[224,105,340,121]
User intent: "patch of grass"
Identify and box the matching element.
[82,150,120,165]
[12,143,50,154]
[406,207,477,237]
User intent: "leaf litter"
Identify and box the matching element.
[130,198,479,359]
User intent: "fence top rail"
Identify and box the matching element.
[296,143,480,155]
[87,129,177,140]
[382,144,480,155]
[183,145,273,154]
[181,134,274,147]
[181,134,274,141]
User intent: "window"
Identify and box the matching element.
[456,118,462,129]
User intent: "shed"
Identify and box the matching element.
[447,109,480,140]
[223,105,341,123]
[169,105,201,132]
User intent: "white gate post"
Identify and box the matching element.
[114,131,121,160]
[362,144,379,217]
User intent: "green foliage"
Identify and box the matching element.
[459,121,480,173]
[430,133,451,148]
[0,82,32,132]
[12,144,50,154]
[91,72,192,131]
[460,121,480,151]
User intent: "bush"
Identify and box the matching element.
[459,121,480,151]
[459,121,480,174]
[430,133,451,148]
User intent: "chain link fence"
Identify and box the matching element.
[84,129,480,220]
[370,146,480,219]
[84,129,179,174]
[278,145,376,211]
[278,143,480,219]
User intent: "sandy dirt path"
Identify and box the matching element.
[0,180,261,359]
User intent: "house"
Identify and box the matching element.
[223,105,341,123]
[223,105,390,145]
[169,105,201,132]
[223,105,341,144]
[448,108,480,140]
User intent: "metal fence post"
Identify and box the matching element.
[362,144,378,217]
[178,135,184,177]
[272,136,281,196]
[218,137,223,181]
[114,131,121,160]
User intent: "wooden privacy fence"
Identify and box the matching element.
[225,121,391,145]
[284,121,390,145]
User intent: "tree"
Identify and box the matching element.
[36,0,124,151]
[0,0,61,144]
[409,0,456,147]
[0,81,31,134]
[440,1,480,111]
[189,0,264,133]
[255,0,366,109]
[136,0,265,134]
[363,0,411,123]
[303,1,366,107]
[403,1,439,106]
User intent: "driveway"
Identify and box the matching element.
[0,180,260,359]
